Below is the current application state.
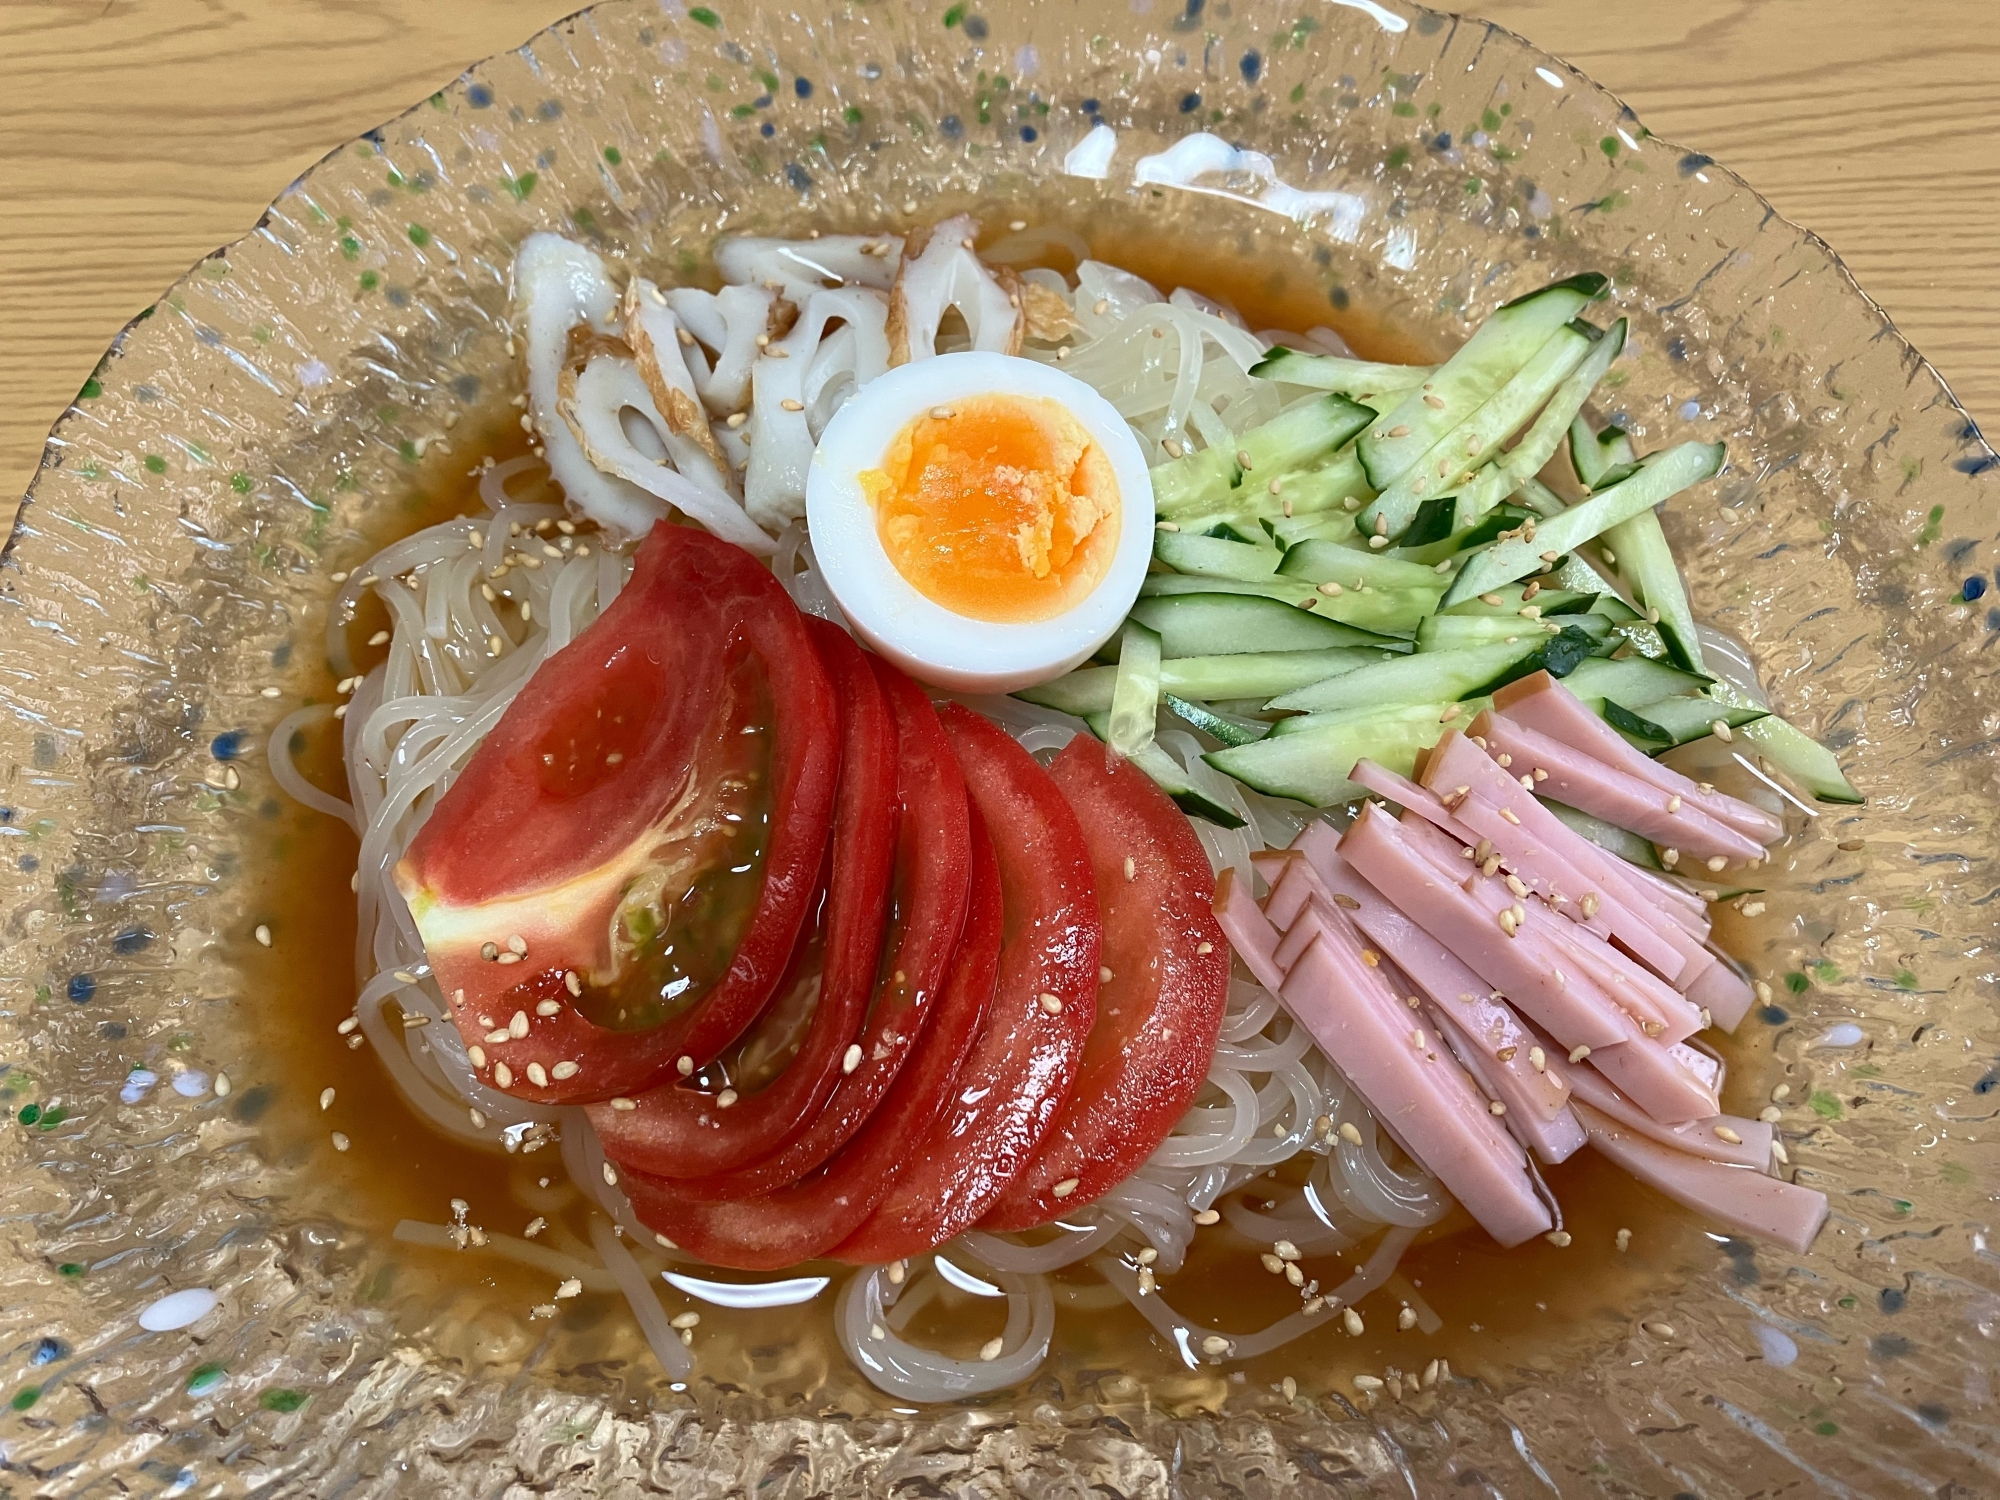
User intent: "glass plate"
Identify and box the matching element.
[5,1,1996,1492]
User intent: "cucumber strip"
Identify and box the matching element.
[1268,695,1492,739]
[1164,694,1269,747]
[1513,475,1568,519]
[1560,654,1711,704]
[1569,415,1611,488]
[1136,571,1432,635]
[1269,638,1546,712]
[1268,511,1360,549]
[1248,345,1435,395]
[1590,594,1643,623]
[1598,426,1637,469]
[1442,583,1596,617]
[1141,573,1321,606]
[1439,442,1726,607]
[1108,620,1163,760]
[1736,713,1863,804]
[1604,695,1767,748]
[1592,460,1642,490]
[1601,507,1706,672]
[1356,272,1608,491]
[1018,647,1383,717]
[1082,712,1247,828]
[1151,395,1375,517]
[1601,700,1674,747]
[1153,529,1282,580]
[1208,522,1268,547]
[1541,798,1663,870]
[1126,591,1401,656]
[1205,701,1460,805]
[1277,537,1449,593]
[1391,502,1540,567]
[1363,322,1594,538]
[1416,612,1612,653]
[1263,449,1371,516]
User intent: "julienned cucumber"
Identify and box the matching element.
[1164,694,1268,747]
[1391,502,1540,567]
[1269,627,1595,713]
[1204,701,1460,805]
[1248,345,1435,396]
[1702,682,1864,803]
[1126,591,1401,656]
[1276,538,1449,594]
[1443,583,1597,618]
[1135,571,1432,636]
[1599,696,1767,749]
[1356,272,1608,492]
[1108,620,1162,761]
[1081,713,1247,828]
[1567,417,1636,490]
[1151,394,1375,516]
[1363,322,1594,538]
[1153,529,1281,581]
[1016,648,1382,716]
[1541,798,1663,870]
[1416,612,1612,653]
[1439,441,1726,606]
[1164,449,1371,539]
[1560,654,1711,705]
[1601,507,1706,673]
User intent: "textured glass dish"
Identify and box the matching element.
[5,0,1997,1492]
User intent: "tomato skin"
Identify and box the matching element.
[622,813,1003,1270]
[398,525,838,1103]
[980,737,1230,1229]
[659,655,973,1200]
[830,706,1100,1266]
[589,618,897,1174]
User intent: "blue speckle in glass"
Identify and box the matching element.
[114,926,154,955]
[30,1338,66,1367]
[754,94,773,109]
[794,77,813,98]
[1954,452,1999,476]
[1239,51,1262,83]
[760,122,775,137]
[466,84,493,109]
[1667,337,1688,361]
[537,99,564,120]
[962,15,988,39]
[1678,152,1713,176]
[1081,98,1099,114]
[1020,125,1038,142]
[1988,607,2000,632]
[68,974,96,1005]
[1871,1333,1912,1360]
[940,115,963,138]
[1758,1004,1789,1025]
[211,731,245,761]
[1879,1286,1905,1313]
[17,856,36,873]
[0,807,10,821]
[785,163,813,193]
[1965,576,1988,602]
[1179,92,1202,114]
[1431,132,1452,151]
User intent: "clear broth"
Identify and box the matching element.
[238,198,1790,1415]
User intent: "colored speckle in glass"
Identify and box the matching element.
[407,224,430,247]
[1179,92,1202,113]
[689,6,720,26]
[1808,1089,1844,1120]
[1964,576,1988,601]
[187,1363,226,1395]
[79,378,102,401]
[506,173,538,201]
[67,974,95,1004]
[30,1338,66,1366]
[466,84,493,109]
[760,122,775,137]
[339,235,361,261]
[18,1104,40,1125]
[943,3,966,26]
[230,472,253,494]
[212,731,245,760]
[260,1389,308,1413]
[1600,135,1620,158]
[359,271,380,292]
[1240,51,1261,83]
[1020,125,1038,142]
[602,145,623,166]
[10,1387,39,1412]
[143,454,167,474]
[794,77,813,98]
[843,105,863,125]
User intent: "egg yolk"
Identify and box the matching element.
[859,393,1120,624]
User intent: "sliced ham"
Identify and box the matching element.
[1535,915,1704,1046]
[1277,905,1553,1247]
[1427,1001,1587,1164]
[1472,711,1766,866]
[1575,1103,1827,1253]
[1685,945,1756,1032]
[1211,866,1288,993]
[1493,672,1782,846]
[1562,1064,1770,1169]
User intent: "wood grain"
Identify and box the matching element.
[2,0,1993,504]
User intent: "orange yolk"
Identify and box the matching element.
[859,393,1120,624]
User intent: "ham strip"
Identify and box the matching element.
[1472,712,1766,866]
[1427,1001,1586,1164]
[1493,672,1782,846]
[1212,867,1288,993]
[1575,1103,1827,1253]
[1278,905,1554,1247]
[1562,1063,1771,1169]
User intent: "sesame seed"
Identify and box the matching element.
[468,1108,485,1128]
[887,1260,906,1284]
[1368,534,1389,549]
[1282,1375,1299,1400]
[1319,580,1344,596]
[1273,1239,1300,1261]
[1285,1262,1305,1286]
[494,1062,513,1087]
[677,1055,694,1076]
[1052,1178,1080,1199]
[1667,794,1683,813]
[780,398,804,412]
[979,1336,1006,1361]
[1579,893,1600,918]
[468,1045,486,1068]
[1505,874,1530,899]
[485,1029,510,1044]
[1489,1100,1507,1116]
[601,1161,618,1185]
[1155,519,1180,532]
[1137,1265,1157,1294]
[669,1310,701,1330]
[1342,1307,1365,1336]
[715,1088,739,1109]
[1759,1105,1782,1123]
[1568,1045,1591,1063]
[1039,993,1064,1014]
[1712,720,1733,742]
[1422,393,1445,409]
[537,999,561,1017]
[1660,847,1680,868]
[1409,1027,1426,1049]
[495,951,520,965]
[1497,909,1518,936]
[1641,1320,1674,1339]
[331,1131,350,1151]
[1706,855,1729,872]
[1615,1227,1632,1251]
[1545,1230,1572,1247]
[555,1278,584,1300]
[1385,424,1411,438]
[1361,949,1379,967]
[509,1010,530,1038]
[319,1087,336,1110]
[1529,1047,1546,1072]
[524,1217,546,1238]
[526,1063,548,1087]
[1200,1335,1230,1358]
[1398,1306,1419,1330]
[1772,1139,1790,1165]
[726,411,748,428]
[1093,298,1110,316]
[1713,1124,1743,1144]
[1099,966,1115,984]
[1338,1121,1364,1145]
[930,406,956,420]
[367,630,390,647]
[552,1061,579,1080]
[254,924,273,947]
[1498,807,1521,825]
[1194,1208,1220,1225]
[1302,1296,1326,1315]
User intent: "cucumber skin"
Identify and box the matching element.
[1205,704,1452,805]
[1081,713,1248,828]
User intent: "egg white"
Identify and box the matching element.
[805,351,1155,695]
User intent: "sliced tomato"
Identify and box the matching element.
[588,618,897,1175]
[830,706,1100,1266]
[980,737,1230,1229]
[622,812,1003,1270]
[658,655,973,1200]
[395,524,838,1103]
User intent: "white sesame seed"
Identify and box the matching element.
[555,1278,583,1300]
[601,1161,618,1186]
[716,1088,738,1108]
[1339,1121,1364,1145]
[1529,1047,1546,1072]
[1489,1100,1507,1116]
[1706,855,1729,872]
[1099,966,1115,984]
[485,1029,510,1044]
[254,924,273,947]
[1342,1308,1365,1336]
[331,1131,351,1151]
[494,1062,513,1087]
[1136,1247,1158,1265]
[1196,941,1213,954]
[1568,1045,1591,1063]
[979,1336,1006,1361]
[780,398,804,412]
[677,1055,694,1077]
[1398,1306,1418,1330]
[1712,720,1733,742]
[1642,1319,1674,1339]
[468,1045,486,1068]
[1660,847,1680,868]
[1123,856,1137,881]
[1052,1178,1080,1198]
[1579,893,1600,918]
[1759,1105,1782,1123]
[536,999,561,1017]
[495,951,520,965]
[669,1310,701,1330]
[842,1043,863,1074]
[1713,1124,1743,1144]
[1545,1230,1572,1247]
[1039,993,1064,1015]
[1194,1208,1220,1226]
[1200,1335,1230,1358]
[526,1062,548,1087]
[1137,1266,1156,1294]
[1273,1239,1300,1261]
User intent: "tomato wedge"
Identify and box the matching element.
[980,737,1230,1229]
[830,706,1100,1266]
[660,656,973,1200]
[395,524,838,1103]
[589,618,897,1175]
[622,812,1003,1269]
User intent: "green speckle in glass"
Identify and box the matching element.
[1391,101,1417,117]
[1465,176,1482,195]
[230,472,253,494]
[429,92,447,109]
[1808,1089,1844,1121]
[10,1387,39,1412]
[943,2,966,26]
[398,440,420,464]
[359,271,380,292]
[706,74,725,93]
[386,167,407,188]
[1288,83,1305,104]
[1499,102,1512,115]
[1837,1294,1857,1308]
[376,404,400,422]
[1813,960,1842,983]
[688,5,720,26]
[260,1388,308,1413]
[757,68,779,92]
[1813,1421,1838,1437]
[132,574,149,592]
[731,103,756,118]
[993,75,1010,92]
[18,1103,40,1125]
[1895,969,1918,989]
[1917,503,1945,545]
[1600,135,1620,158]
[339,235,361,261]
[506,172,538,201]
[38,1106,67,1130]
[602,145,623,166]
[78,377,102,401]
[843,105,863,124]
[59,1263,83,1278]
[143,454,167,475]
[407,224,430,247]
[572,207,596,230]
[187,1363,226,1395]
[1784,970,1810,994]
[252,324,272,343]
[1385,146,1410,170]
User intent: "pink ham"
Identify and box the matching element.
[1562,1062,1770,1169]
[1212,866,1288,993]
[1684,947,1756,1032]
[1493,672,1782,846]
[1575,1103,1828,1252]
[1622,863,1714,936]
[1277,903,1554,1247]
[1536,915,1704,1045]
[1472,711,1766,866]
[1427,1001,1587,1164]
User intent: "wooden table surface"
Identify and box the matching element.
[3,1,1994,504]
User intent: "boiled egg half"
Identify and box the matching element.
[806,351,1154,694]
